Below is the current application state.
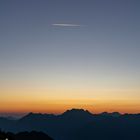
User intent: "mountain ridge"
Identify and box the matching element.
[2,108,140,120]
[0,108,140,140]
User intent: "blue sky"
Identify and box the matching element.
[0,0,140,113]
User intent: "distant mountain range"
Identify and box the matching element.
[0,109,140,140]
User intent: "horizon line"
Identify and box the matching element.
[1,108,140,118]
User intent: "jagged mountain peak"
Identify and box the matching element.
[61,108,93,117]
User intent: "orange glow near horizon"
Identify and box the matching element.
[1,98,140,115]
[1,87,140,115]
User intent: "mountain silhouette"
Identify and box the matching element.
[0,108,140,140]
[61,109,93,118]
[100,112,121,117]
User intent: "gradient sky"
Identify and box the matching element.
[0,0,140,115]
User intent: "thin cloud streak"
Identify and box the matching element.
[52,23,81,27]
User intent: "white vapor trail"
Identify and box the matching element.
[52,23,81,27]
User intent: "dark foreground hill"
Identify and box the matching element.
[0,109,140,140]
[0,131,53,140]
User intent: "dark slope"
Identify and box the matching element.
[72,115,140,140]
[0,131,53,140]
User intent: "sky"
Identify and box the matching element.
[0,0,140,115]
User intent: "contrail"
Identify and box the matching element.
[52,23,81,27]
